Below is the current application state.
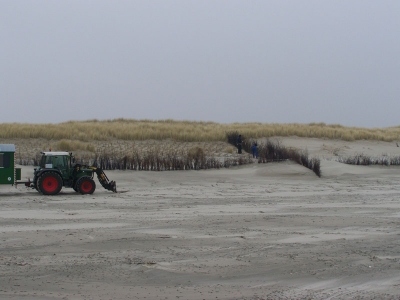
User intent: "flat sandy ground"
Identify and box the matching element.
[1,138,400,299]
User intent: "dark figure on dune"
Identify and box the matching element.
[251,142,258,158]
[237,135,243,154]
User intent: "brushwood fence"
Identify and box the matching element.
[336,154,400,166]
[19,149,254,171]
[72,152,254,171]
[226,132,321,177]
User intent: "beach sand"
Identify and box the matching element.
[1,137,400,299]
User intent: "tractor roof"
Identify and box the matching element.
[41,151,70,156]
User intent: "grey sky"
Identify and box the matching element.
[1,1,399,127]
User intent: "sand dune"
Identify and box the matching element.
[1,138,400,299]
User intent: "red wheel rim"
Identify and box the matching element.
[42,176,59,193]
[81,180,93,193]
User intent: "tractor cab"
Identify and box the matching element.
[38,152,71,178]
[39,152,70,168]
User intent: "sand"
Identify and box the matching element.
[1,137,400,299]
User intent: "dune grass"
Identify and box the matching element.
[1,119,399,143]
[54,140,96,152]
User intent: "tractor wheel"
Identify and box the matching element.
[76,177,96,195]
[35,176,42,193]
[37,172,63,195]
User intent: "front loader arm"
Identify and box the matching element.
[88,166,117,193]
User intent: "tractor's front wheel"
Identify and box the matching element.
[76,177,96,194]
[38,172,63,195]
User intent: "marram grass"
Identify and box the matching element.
[1,119,399,142]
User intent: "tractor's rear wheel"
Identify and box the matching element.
[76,177,96,194]
[35,176,42,193]
[38,172,63,195]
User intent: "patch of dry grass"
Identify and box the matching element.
[54,140,96,152]
[1,119,399,142]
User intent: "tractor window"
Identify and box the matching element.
[40,155,68,169]
[39,155,47,168]
[0,154,3,167]
[45,156,53,167]
[52,156,68,169]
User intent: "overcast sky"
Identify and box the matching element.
[1,1,399,127]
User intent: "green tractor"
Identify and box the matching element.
[28,151,117,195]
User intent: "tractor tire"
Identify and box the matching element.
[37,172,63,195]
[35,176,42,193]
[76,177,96,195]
